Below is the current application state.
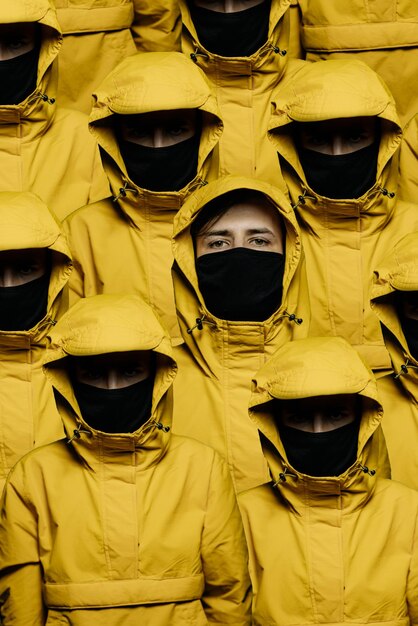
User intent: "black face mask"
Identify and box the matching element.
[400,315,418,361]
[298,142,379,199]
[0,47,39,106]
[0,272,49,331]
[72,375,155,434]
[189,0,271,57]
[279,420,360,477]
[196,247,285,321]
[119,133,200,192]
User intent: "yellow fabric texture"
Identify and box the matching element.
[269,58,418,372]
[0,294,252,624]
[0,191,72,492]
[54,0,182,114]
[295,0,418,125]
[179,0,291,187]
[397,113,418,203]
[0,0,109,221]
[238,336,418,625]
[371,232,418,489]
[63,51,222,344]
[171,175,309,494]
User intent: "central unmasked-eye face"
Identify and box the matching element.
[297,117,377,155]
[118,110,198,148]
[280,394,359,433]
[0,23,37,60]
[0,248,48,287]
[192,0,264,12]
[71,351,152,389]
[195,199,284,258]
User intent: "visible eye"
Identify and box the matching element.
[7,38,28,50]
[328,408,349,421]
[126,127,149,139]
[123,368,143,378]
[80,369,104,382]
[307,133,329,147]
[285,414,310,425]
[167,124,190,137]
[208,239,229,249]
[18,263,39,276]
[249,237,270,247]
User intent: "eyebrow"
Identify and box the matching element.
[201,227,275,238]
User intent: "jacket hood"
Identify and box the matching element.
[269,59,402,203]
[179,0,291,80]
[0,191,72,343]
[89,51,223,214]
[172,175,305,377]
[43,294,177,468]
[371,232,418,392]
[249,337,385,510]
[0,0,62,127]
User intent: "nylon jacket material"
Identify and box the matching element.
[238,336,418,625]
[179,0,291,187]
[0,294,252,625]
[0,191,72,492]
[269,58,418,371]
[294,0,418,125]
[397,113,418,204]
[172,175,309,494]
[63,52,222,344]
[54,0,181,113]
[371,232,418,489]
[0,0,109,221]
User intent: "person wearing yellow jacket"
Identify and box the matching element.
[238,336,418,625]
[0,0,109,221]
[54,0,182,114]
[292,0,418,126]
[0,293,252,624]
[0,191,72,492]
[371,232,418,490]
[172,175,308,494]
[179,0,291,186]
[64,51,222,344]
[268,58,418,372]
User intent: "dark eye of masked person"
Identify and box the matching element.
[398,291,418,361]
[70,351,155,434]
[296,116,380,199]
[276,393,361,477]
[192,189,285,321]
[0,248,50,331]
[0,22,40,106]
[117,109,201,192]
[188,0,271,57]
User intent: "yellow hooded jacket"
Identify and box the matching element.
[294,0,418,125]
[238,336,418,625]
[0,191,72,492]
[179,0,291,186]
[371,232,418,489]
[63,52,222,344]
[0,294,252,625]
[172,175,309,494]
[54,0,182,114]
[269,59,418,371]
[0,0,109,221]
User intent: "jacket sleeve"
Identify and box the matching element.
[0,466,46,625]
[131,0,181,52]
[407,506,418,625]
[200,452,252,625]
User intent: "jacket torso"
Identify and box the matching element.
[295,0,418,125]
[371,232,418,489]
[0,192,72,491]
[179,0,291,186]
[172,176,309,493]
[64,52,222,344]
[269,59,418,371]
[238,337,418,625]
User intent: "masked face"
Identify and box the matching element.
[398,291,418,361]
[117,110,201,192]
[194,194,285,321]
[0,23,39,105]
[71,351,155,434]
[296,117,379,199]
[277,394,360,477]
[189,0,270,56]
[0,248,49,331]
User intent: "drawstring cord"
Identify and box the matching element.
[359,464,376,476]
[378,186,395,198]
[272,466,298,487]
[190,48,210,63]
[149,420,170,433]
[36,91,55,105]
[268,43,287,56]
[187,314,216,334]
[112,181,138,203]
[280,311,303,325]
[394,358,418,379]
[67,424,91,444]
[292,190,317,211]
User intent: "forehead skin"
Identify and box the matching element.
[279,394,359,432]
